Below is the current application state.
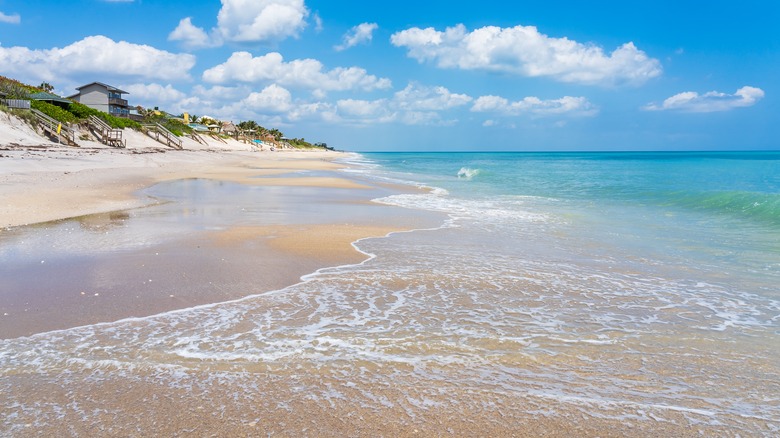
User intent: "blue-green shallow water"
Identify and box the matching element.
[1,151,778,435]
[357,151,780,296]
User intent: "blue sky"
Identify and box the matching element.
[1,0,778,151]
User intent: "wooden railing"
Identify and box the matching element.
[88,115,125,148]
[142,123,183,149]
[189,131,208,146]
[30,109,78,146]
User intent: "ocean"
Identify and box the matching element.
[2,151,779,435]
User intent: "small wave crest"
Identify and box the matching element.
[457,167,481,180]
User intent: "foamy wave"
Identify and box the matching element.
[373,191,550,224]
[457,167,481,180]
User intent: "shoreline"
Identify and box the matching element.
[0,145,438,338]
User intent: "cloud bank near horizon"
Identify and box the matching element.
[643,86,765,112]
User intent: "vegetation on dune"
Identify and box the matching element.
[147,113,191,137]
[2,76,142,130]
[0,75,37,98]
[235,119,333,150]
[30,100,78,124]
[68,102,142,130]
[2,75,335,148]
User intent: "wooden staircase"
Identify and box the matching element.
[88,115,125,148]
[189,131,208,146]
[30,109,79,147]
[209,133,228,144]
[142,123,183,149]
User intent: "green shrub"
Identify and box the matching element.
[0,76,36,99]
[30,100,78,123]
[67,101,100,118]
[68,102,142,130]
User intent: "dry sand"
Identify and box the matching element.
[0,111,361,229]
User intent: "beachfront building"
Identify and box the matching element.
[67,82,131,118]
[29,91,71,109]
[221,121,237,136]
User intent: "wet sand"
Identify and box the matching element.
[0,146,437,338]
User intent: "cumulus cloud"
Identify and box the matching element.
[121,83,187,104]
[337,98,392,120]
[218,0,308,42]
[335,22,378,51]
[471,95,597,116]
[243,84,294,113]
[643,86,765,112]
[391,24,662,86]
[169,17,214,49]
[202,51,391,93]
[0,11,21,24]
[170,0,308,48]
[393,83,472,111]
[332,83,472,126]
[0,36,196,84]
[178,80,584,129]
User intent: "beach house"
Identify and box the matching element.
[67,82,131,118]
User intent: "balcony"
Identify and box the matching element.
[109,97,128,107]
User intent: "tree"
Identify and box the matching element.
[237,120,259,132]
[268,128,283,140]
[39,82,54,93]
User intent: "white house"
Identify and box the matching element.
[68,82,130,117]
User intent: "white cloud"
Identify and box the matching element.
[335,22,378,51]
[643,86,765,112]
[202,51,391,93]
[0,36,195,84]
[121,83,187,104]
[0,11,21,24]
[335,98,391,120]
[391,24,662,86]
[313,12,323,33]
[393,83,472,111]
[472,95,597,116]
[331,83,471,126]
[217,0,308,43]
[243,84,293,113]
[170,0,308,48]
[169,17,214,49]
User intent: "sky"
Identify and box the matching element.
[0,0,778,151]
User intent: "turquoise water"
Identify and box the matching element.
[1,151,779,435]
[358,151,780,296]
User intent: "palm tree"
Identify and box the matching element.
[268,128,283,141]
[237,120,259,132]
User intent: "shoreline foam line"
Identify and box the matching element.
[1,219,451,343]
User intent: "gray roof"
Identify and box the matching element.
[28,91,71,104]
[74,82,129,94]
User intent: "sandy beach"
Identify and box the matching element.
[1,112,435,338]
[3,113,777,437]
